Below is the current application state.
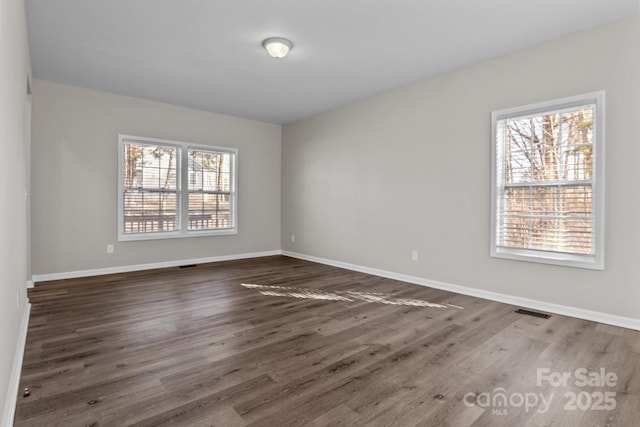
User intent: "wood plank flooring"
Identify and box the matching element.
[14,255,640,426]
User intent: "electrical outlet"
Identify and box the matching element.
[411,250,418,261]
[291,234,296,242]
[107,244,114,254]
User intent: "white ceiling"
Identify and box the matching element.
[26,0,639,125]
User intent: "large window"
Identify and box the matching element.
[491,92,604,269]
[118,135,237,241]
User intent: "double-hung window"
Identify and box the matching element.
[491,92,604,269]
[118,135,237,241]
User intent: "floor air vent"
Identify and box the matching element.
[515,309,551,319]
[178,264,198,269]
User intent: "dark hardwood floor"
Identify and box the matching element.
[14,255,640,426]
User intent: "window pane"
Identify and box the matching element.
[123,191,177,233]
[498,185,593,255]
[188,193,232,230]
[500,216,530,249]
[188,150,232,191]
[123,143,177,190]
[502,108,593,185]
[188,150,204,191]
[560,186,591,217]
[558,219,593,254]
[529,217,561,251]
[531,186,558,216]
[503,187,529,216]
[504,117,534,184]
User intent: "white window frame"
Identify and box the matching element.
[118,134,238,241]
[490,91,605,270]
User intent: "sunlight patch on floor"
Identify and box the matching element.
[241,283,463,309]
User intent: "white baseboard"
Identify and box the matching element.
[31,250,282,283]
[26,280,33,289]
[282,251,640,331]
[2,302,31,427]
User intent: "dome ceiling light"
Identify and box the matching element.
[262,37,293,59]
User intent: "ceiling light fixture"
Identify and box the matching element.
[262,37,292,59]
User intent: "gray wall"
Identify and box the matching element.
[0,0,31,417]
[282,17,640,319]
[31,80,281,275]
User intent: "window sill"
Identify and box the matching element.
[118,228,237,242]
[491,246,603,270]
